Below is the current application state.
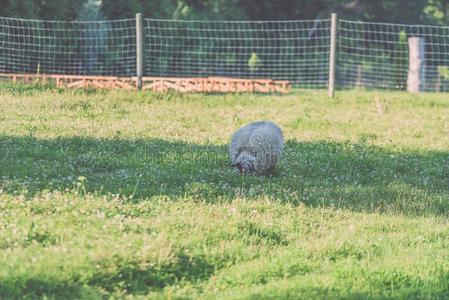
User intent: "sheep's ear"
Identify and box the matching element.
[230,162,239,167]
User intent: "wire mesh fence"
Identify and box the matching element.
[1,15,449,92]
[0,17,136,76]
[145,19,330,88]
[339,20,449,92]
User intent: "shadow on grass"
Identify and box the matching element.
[0,135,448,216]
[0,279,103,300]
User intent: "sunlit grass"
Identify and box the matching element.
[0,83,448,299]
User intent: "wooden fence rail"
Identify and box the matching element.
[0,73,291,94]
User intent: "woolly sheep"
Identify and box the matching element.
[229,121,284,175]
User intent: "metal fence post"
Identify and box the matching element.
[328,13,337,98]
[136,13,143,90]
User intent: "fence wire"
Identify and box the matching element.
[339,20,449,92]
[0,17,136,76]
[1,15,449,92]
[145,19,330,88]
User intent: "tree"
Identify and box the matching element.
[336,0,429,24]
[101,0,245,20]
[0,0,87,20]
[425,0,449,24]
[100,0,142,19]
[0,0,38,18]
[0,0,446,26]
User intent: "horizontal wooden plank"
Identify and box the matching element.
[0,73,291,93]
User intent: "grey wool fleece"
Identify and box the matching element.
[229,121,284,175]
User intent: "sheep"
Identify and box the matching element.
[229,121,284,175]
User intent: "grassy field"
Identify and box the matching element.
[0,83,448,299]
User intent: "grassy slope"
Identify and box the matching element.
[0,83,448,299]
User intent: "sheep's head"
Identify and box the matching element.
[231,152,256,174]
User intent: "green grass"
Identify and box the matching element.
[0,83,448,299]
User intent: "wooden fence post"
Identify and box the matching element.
[328,13,337,98]
[407,37,425,93]
[136,13,143,90]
